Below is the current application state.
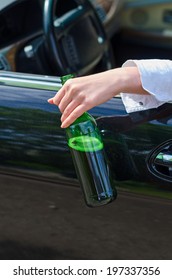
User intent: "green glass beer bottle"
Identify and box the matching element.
[61,74,117,207]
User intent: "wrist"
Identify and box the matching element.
[119,66,149,95]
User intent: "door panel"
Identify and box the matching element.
[0,72,172,260]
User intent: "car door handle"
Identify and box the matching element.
[155,152,172,167]
[147,140,172,181]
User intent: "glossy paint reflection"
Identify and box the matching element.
[1,85,172,194]
[0,106,73,179]
[1,83,172,260]
[0,84,125,181]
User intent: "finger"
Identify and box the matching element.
[58,91,73,113]
[58,80,81,113]
[61,104,86,128]
[52,87,65,107]
[61,99,80,123]
[54,78,75,107]
[47,98,54,104]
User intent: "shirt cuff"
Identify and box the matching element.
[120,59,172,113]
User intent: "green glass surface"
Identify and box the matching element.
[61,74,75,85]
[60,74,117,207]
[69,147,117,207]
[68,136,103,152]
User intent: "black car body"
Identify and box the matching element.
[0,0,172,260]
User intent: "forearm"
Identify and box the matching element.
[47,66,148,127]
[47,59,172,127]
[112,66,149,96]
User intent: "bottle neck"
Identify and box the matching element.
[60,74,75,85]
[60,74,91,125]
[71,112,95,125]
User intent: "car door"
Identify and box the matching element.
[0,71,172,260]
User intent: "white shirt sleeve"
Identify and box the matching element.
[120,59,172,113]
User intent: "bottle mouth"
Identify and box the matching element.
[68,136,103,152]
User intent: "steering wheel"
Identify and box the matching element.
[43,0,115,76]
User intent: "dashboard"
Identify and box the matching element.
[1,1,171,74]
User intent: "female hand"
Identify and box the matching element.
[47,67,144,128]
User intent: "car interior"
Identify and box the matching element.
[0,0,172,78]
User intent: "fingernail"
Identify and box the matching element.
[47,98,54,104]
[61,122,67,128]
